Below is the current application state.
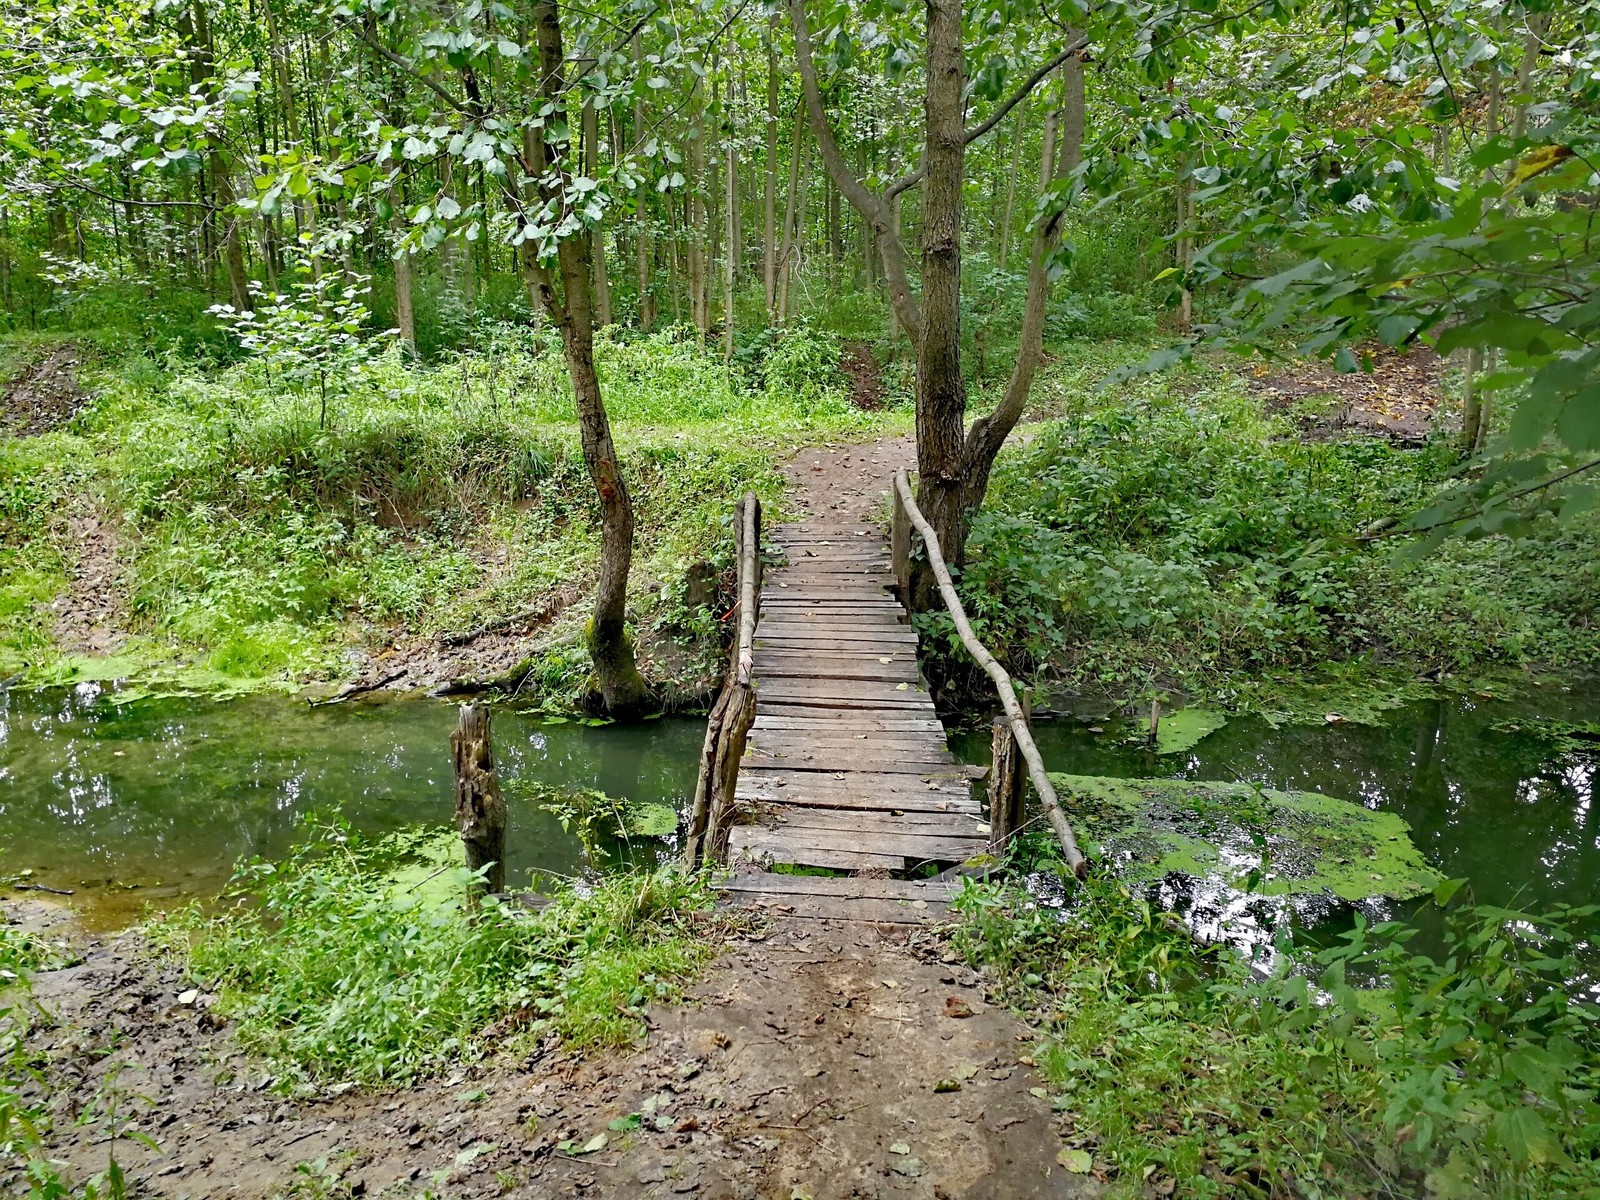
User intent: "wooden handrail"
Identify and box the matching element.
[685,491,763,867]
[892,469,1088,878]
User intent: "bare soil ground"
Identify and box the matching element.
[16,900,1091,1200]
[784,437,916,527]
[47,508,130,657]
[1248,346,1446,442]
[2,344,91,436]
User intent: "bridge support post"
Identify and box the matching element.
[891,480,912,601]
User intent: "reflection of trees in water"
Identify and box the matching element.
[1016,693,1600,925]
[1,690,704,900]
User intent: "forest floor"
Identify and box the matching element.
[1249,345,1445,442]
[1,342,89,436]
[15,896,1091,1200]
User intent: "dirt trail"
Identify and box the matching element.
[12,442,1093,1199]
[2,343,90,436]
[20,908,1089,1200]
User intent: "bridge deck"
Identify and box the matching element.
[728,517,989,876]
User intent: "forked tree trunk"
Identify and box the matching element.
[451,704,508,895]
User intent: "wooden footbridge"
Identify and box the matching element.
[685,472,1085,924]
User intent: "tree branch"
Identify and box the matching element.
[341,18,476,117]
[883,36,1087,201]
[787,0,923,347]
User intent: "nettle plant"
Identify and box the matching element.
[210,272,396,429]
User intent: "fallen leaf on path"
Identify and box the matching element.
[933,1079,962,1093]
[1057,1148,1092,1174]
[944,996,974,1018]
[889,1141,911,1155]
[1029,1087,1048,1099]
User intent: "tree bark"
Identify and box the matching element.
[524,0,652,718]
[763,19,779,322]
[633,36,655,331]
[724,73,738,362]
[776,100,804,324]
[451,704,508,895]
[583,99,613,327]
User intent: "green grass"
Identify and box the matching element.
[0,322,898,698]
[162,823,723,1088]
[951,870,1600,1200]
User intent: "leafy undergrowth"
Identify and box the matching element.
[159,823,723,1088]
[952,870,1600,1200]
[939,352,1600,710]
[0,323,895,698]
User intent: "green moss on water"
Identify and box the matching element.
[1151,707,1227,753]
[1057,772,1443,902]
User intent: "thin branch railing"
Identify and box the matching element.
[685,491,762,867]
[891,469,1088,878]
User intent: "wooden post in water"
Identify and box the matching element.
[451,704,507,895]
[988,688,1030,852]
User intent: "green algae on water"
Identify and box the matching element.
[1057,773,1443,902]
[1150,707,1227,754]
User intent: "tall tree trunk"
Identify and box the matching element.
[763,19,779,322]
[526,0,651,718]
[1176,154,1194,334]
[583,99,613,326]
[776,101,804,323]
[689,92,709,338]
[1461,35,1511,456]
[998,99,1027,270]
[724,73,738,363]
[633,36,655,330]
[392,214,416,353]
[910,0,971,577]
[186,1,251,311]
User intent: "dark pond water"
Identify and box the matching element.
[951,684,1600,951]
[0,684,703,928]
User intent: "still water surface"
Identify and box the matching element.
[3,681,1595,939]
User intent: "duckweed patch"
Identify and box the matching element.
[1063,772,1443,902]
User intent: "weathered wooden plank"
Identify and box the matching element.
[727,830,899,871]
[720,873,958,902]
[722,893,951,924]
[737,770,977,802]
[742,753,957,775]
[752,803,983,834]
[746,734,951,758]
[752,720,947,739]
[730,824,982,863]
[755,631,918,646]
[753,663,922,684]
[754,691,936,713]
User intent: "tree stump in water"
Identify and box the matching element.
[451,704,507,895]
[988,716,1025,852]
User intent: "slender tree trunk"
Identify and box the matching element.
[526,0,652,718]
[998,100,1028,271]
[1176,154,1194,334]
[776,101,804,323]
[1462,37,1513,456]
[583,99,613,327]
[724,74,738,363]
[689,91,709,338]
[392,208,416,353]
[633,36,655,331]
[763,20,779,321]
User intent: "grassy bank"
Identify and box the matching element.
[1,323,893,702]
[935,346,1600,715]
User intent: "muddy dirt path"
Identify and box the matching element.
[20,909,1089,1200]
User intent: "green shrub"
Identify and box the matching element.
[952,874,1600,1199]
